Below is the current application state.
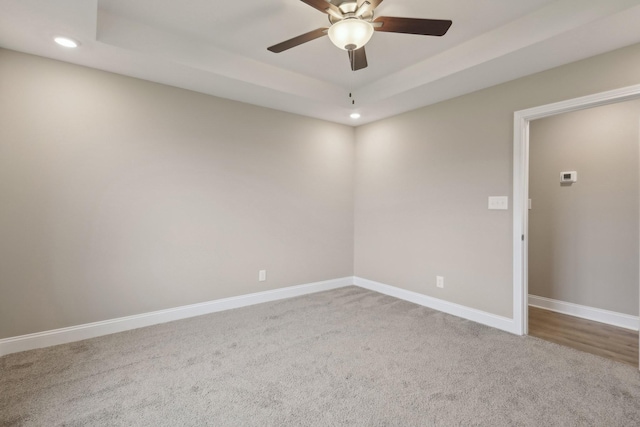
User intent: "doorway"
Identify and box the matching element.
[512,84,640,368]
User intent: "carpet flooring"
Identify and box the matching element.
[1,286,640,426]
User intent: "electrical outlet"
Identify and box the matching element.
[436,276,444,288]
[258,270,266,282]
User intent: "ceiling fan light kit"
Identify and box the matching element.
[328,18,374,51]
[268,0,452,71]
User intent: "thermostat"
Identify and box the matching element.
[560,171,577,183]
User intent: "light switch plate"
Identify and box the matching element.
[488,196,509,210]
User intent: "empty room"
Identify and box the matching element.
[2,0,640,425]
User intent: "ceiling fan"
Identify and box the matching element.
[267,0,452,71]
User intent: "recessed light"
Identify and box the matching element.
[54,37,79,48]
[350,113,361,119]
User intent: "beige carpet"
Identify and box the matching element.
[1,286,640,426]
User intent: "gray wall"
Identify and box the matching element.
[529,101,640,316]
[0,49,355,339]
[4,41,640,339]
[354,43,640,318]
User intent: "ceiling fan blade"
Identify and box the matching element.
[348,46,368,71]
[300,0,343,17]
[374,16,452,36]
[267,28,328,53]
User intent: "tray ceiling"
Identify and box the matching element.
[2,0,640,125]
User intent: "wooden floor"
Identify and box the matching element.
[528,306,639,367]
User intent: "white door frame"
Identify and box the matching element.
[512,83,640,336]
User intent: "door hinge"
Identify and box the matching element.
[522,234,525,241]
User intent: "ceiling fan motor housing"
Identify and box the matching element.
[328,1,375,24]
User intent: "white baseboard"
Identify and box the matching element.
[528,295,639,331]
[0,277,353,357]
[353,277,519,334]
[0,275,531,357]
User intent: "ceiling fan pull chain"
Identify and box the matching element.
[348,77,355,106]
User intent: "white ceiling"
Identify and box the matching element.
[2,0,640,125]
